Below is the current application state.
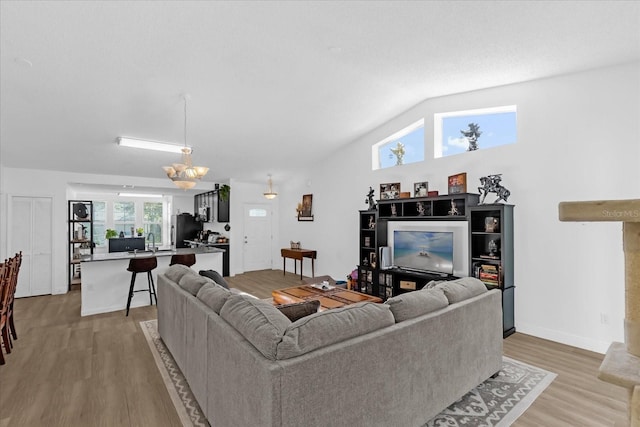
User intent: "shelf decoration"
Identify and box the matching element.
[414,182,428,197]
[365,187,377,210]
[478,174,511,204]
[447,172,467,194]
[380,182,400,199]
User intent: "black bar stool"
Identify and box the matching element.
[126,256,157,316]
[169,253,196,267]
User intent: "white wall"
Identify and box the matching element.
[278,62,640,353]
[1,62,637,353]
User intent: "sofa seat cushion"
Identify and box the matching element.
[178,273,210,296]
[385,287,449,322]
[436,277,487,304]
[196,283,231,314]
[199,270,229,289]
[220,294,291,360]
[165,264,195,283]
[276,300,321,322]
[276,302,395,360]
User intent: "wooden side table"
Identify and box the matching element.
[281,248,316,280]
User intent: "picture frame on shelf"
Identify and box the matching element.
[485,217,499,232]
[414,182,429,197]
[380,182,401,199]
[369,252,377,268]
[447,172,467,194]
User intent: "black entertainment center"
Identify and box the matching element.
[357,193,515,337]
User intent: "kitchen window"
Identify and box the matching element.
[92,201,107,246]
[113,202,136,236]
[143,202,163,245]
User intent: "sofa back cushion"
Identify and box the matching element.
[196,283,231,314]
[385,287,449,322]
[178,273,210,296]
[220,294,291,360]
[436,277,487,304]
[165,264,194,283]
[276,302,395,360]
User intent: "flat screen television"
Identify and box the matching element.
[392,230,454,276]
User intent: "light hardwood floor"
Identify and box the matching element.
[0,270,628,426]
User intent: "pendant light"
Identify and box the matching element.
[162,95,209,190]
[263,174,278,199]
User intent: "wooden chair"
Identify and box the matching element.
[0,259,13,365]
[7,252,21,341]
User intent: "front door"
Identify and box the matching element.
[242,204,272,272]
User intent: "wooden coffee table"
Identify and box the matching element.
[272,285,382,310]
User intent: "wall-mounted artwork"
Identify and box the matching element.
[298,194,314,221]
[434,105,517,158]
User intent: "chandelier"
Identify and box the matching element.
[162,95,209,190]
[263,174,278,199]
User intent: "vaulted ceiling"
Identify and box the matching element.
[2,1,639,188]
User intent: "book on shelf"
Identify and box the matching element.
[473,262,502,287]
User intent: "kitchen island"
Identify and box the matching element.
[80,247,224,316]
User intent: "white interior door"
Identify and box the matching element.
[10,196,53,297]
[242,204,272,272]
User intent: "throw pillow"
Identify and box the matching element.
[165,264,194,283]
[220,294,291,360]
[436,277,487,304]
[276,302,395,360]
[178,273,210,296]
[196,282,231,314]
[276,300,320,321]
[199,270,229,289]
[385,287,449,322]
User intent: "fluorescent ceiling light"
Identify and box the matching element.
[118,192,163,198]
[116,137,189,154]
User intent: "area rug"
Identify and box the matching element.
[140,320,556,427]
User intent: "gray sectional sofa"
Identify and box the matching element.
[157,265,503,427]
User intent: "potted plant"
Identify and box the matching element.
[136,227,144,236]
[105,229,118,239]
[218,184,230,202]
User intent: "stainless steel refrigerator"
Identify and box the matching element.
[171,213,203,248]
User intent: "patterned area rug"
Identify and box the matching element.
[140,320,556,427]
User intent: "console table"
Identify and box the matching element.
[281,248,316,280]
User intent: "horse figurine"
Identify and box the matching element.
[478,174,511,204]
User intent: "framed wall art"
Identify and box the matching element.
[298,194,314,221]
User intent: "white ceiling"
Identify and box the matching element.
[1,1,639,190]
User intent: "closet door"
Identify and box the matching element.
[10,196,53,297]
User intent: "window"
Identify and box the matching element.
[143,202,163,245]
[92,201,107,246]
[113,202,135,236]
[434,105,517,158]
[249,208,267,217]
[372,119,424,170]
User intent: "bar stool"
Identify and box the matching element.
[169,253,196,267]
[125,257,157,316]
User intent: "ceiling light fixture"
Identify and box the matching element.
[117,137,186,154]
[162,95,209,190]
[263,174,278,199]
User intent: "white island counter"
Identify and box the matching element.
[80,247,224,316]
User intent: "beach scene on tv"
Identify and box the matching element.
[393,230,454,275]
